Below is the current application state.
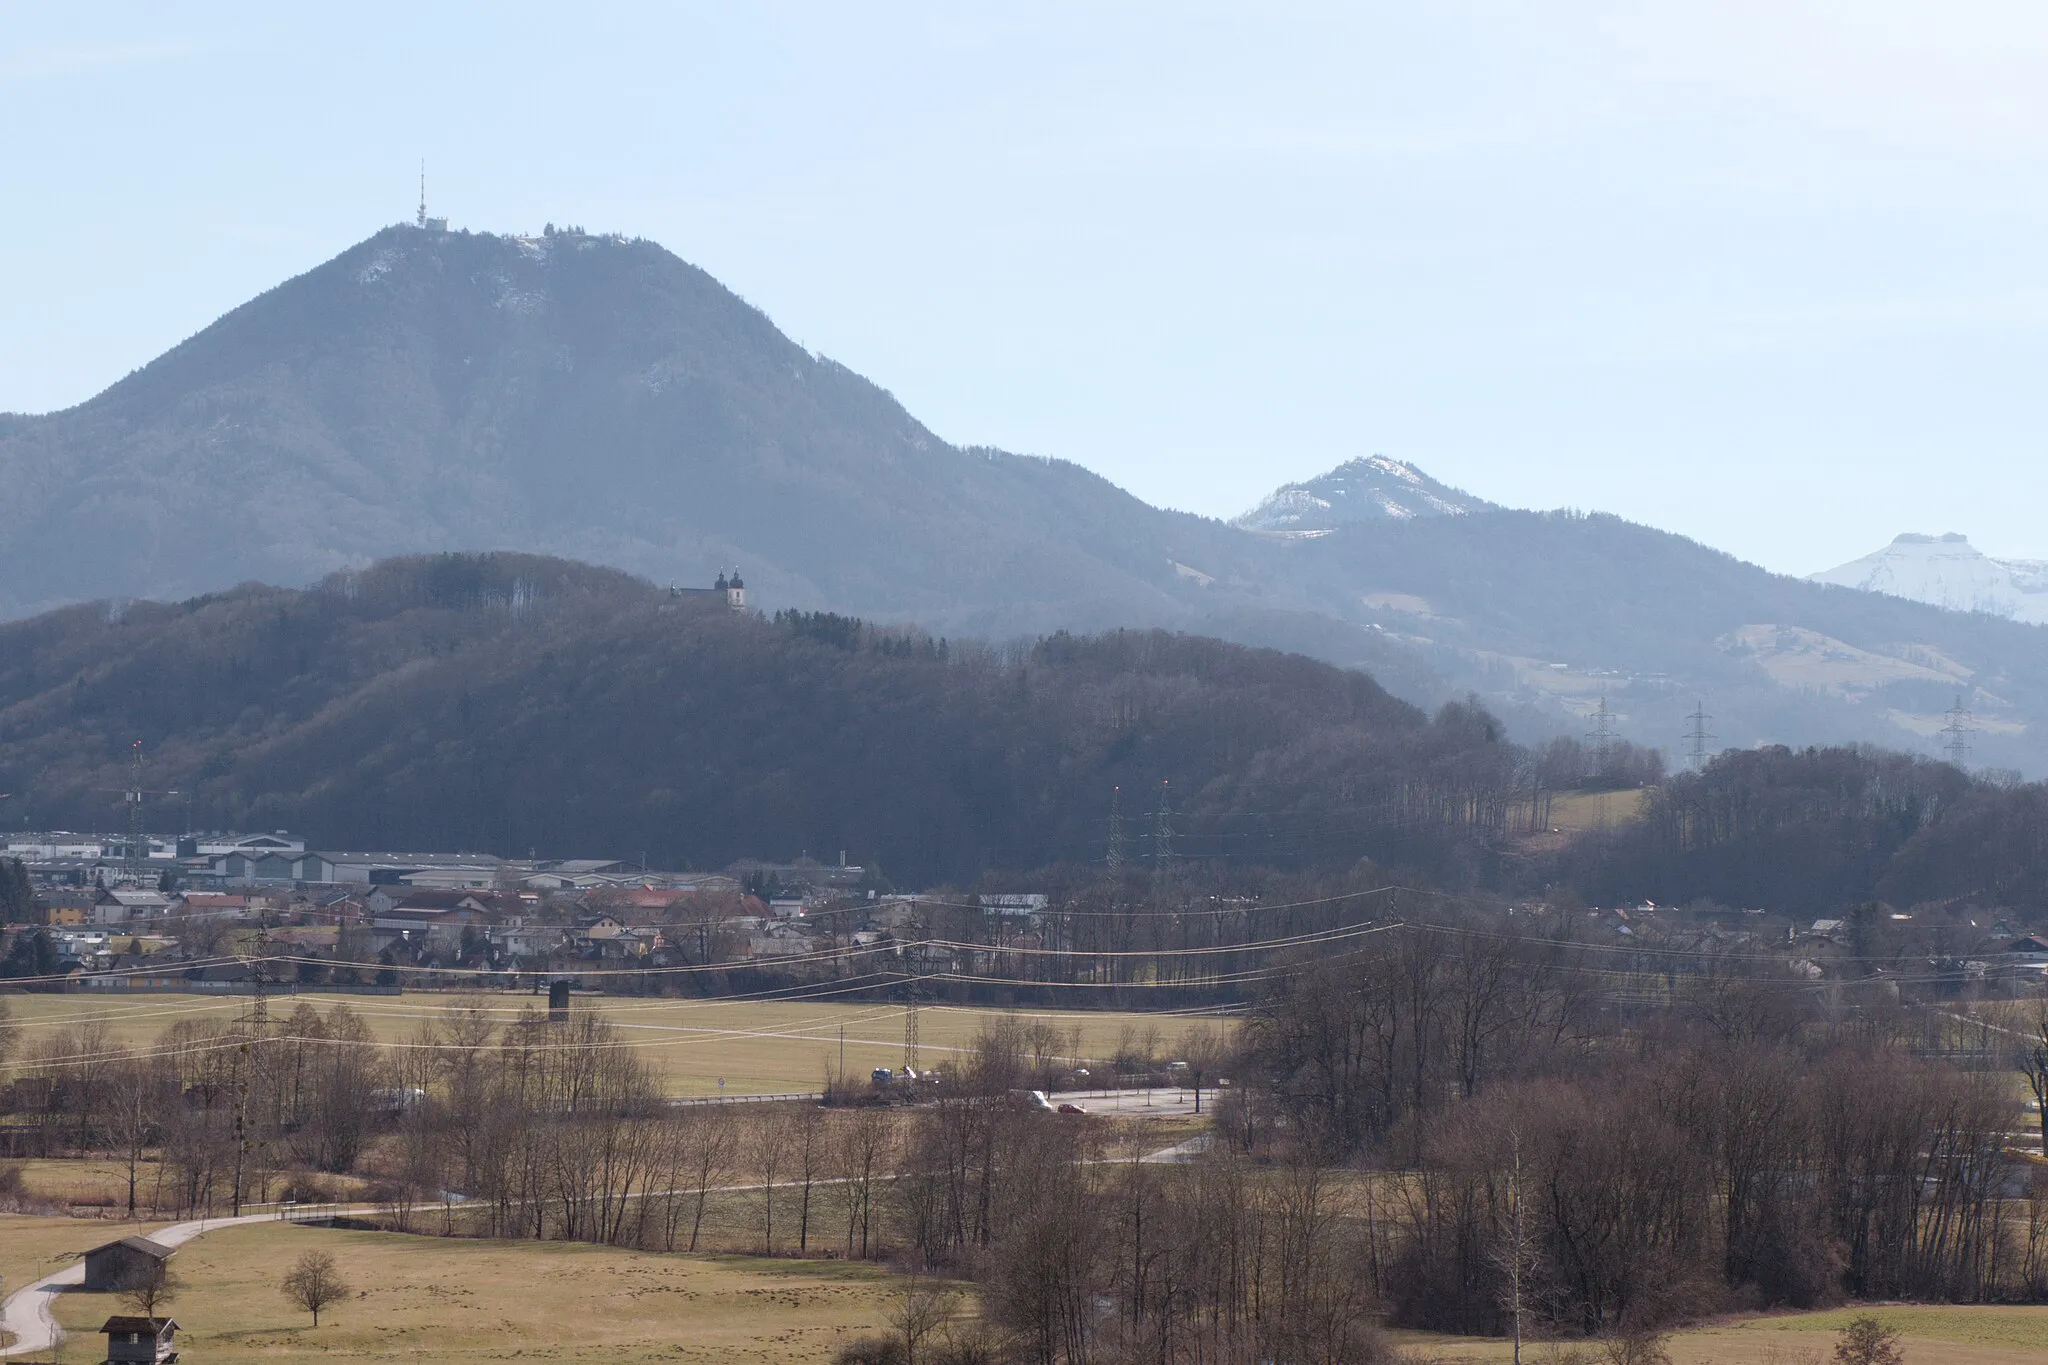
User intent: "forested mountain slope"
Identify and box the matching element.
[1270,508,2048,773]
[0,554,1514,885]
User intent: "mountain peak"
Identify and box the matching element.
[0,223,1240,627]
[1233,456,1494,536]
[1813,533,2048,624]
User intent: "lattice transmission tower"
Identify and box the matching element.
[1684,701,1715,771]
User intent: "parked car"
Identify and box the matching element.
[1057,1101,1088,1116]
[1007,1088,1057,1112]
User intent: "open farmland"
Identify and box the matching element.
[35,1217,922,1365]
[1395,1306,2048,1365]
[0,1213,172,1338]
[0,992,1228,1096]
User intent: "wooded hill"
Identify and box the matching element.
[0,553,1517,886]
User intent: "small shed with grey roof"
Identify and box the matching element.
[99,1315,179,1365]
[83,1235,176,1292]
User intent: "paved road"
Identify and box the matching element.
[0,1208,371,1358]
[1057,1087,1207,1118]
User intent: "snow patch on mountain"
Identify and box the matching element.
[1810,533,2048,626]
[1234,456,1493,535]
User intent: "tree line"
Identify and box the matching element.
[6,913,2043,1362]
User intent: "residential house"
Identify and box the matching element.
[91,890,174,926]
[38,889,95,926]
[365,888,498,918]
[490,921,561,959]
[177,893,251,919]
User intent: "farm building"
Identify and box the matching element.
[82,1236,175,1292]
[99,1315,179,1365]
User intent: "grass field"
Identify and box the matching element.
[0,992,1228,1096]
[1541,788,1650,832]
[1396,1305,2048,1365]
[30,1218,923,1365]
[0,1213,171,1334]
[13,1209,2046,1365]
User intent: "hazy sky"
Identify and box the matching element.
[6,4,2047,574]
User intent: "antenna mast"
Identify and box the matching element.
[1683,701,1715,771]
[417,161,427,229]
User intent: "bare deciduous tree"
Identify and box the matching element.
[121,1261,180,1320]
[280,1250,352,1327]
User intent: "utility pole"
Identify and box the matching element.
[1683,701,1715,771]
[1941,694,1974,768]
[231,908,273,1217]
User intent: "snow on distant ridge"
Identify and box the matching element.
[1811,532,2048,625]
[1234,456,1492,535]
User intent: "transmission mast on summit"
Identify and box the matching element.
[415,161,447,232]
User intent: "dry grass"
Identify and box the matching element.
[42,1218,928,1365]
[1541,788,1650,832]
[6,1160,140,1210]
[0,993,1227,1097]
[1394,1305,2048,1365]
[0,1213,171,1346]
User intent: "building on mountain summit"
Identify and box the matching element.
[668,571,746,612]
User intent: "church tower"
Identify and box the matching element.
[725,570,746,612]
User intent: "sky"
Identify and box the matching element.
[4,3,2047,575]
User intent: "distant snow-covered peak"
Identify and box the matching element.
[1811,533,2048,624]
[1233,456,1493,535]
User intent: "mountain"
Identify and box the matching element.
[0,553,1512,885]
[0,223,1282,640]
[15,222,2048,775]
[1232,455,1492,535]
[1810,533,2048,625]
[1263,507,2048,772]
